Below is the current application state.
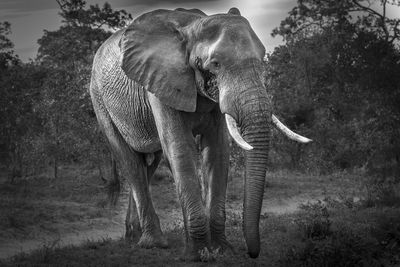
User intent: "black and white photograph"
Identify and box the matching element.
[0,0,399,265]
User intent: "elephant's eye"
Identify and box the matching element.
[211,61,220,69]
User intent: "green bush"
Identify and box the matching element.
[363,176,400,208]
[295,200,332,240]
[283,191,400,266]
[371,213,400,262]
[284,228,383,267]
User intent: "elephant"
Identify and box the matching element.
[89,7,311,260]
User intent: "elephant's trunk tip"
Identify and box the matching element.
[247,244,260,258]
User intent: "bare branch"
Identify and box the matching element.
[95,22,106,30]
[55,0,67,11]
[352,0,385,19]
[352,0,390,41]
[382,0,387,19]
[389,19,400,43]
[290,21,325,37]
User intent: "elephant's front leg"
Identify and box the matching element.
[148,94,208,260]
[200,113,231,252]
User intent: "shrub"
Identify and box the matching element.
[363,176,400,208]
[295,200,331,240]
[283,192,400,266]
[284,227,383,267]
[371,213,400,263]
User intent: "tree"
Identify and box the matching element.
[272,0,400,44]
[38,1,131,65]
[56,0,131,29]
[0,22,46,179]
[267,0,400,174]
[0,1,131,180]
[0,21,19,72]
[35,1,131,178]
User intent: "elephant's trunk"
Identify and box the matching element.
[224,90,312,258]
[219,60,271,258]
[225,103,270,258]
[243,144,269,257]
[241,99,270,258]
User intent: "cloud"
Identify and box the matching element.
[0,11,31,20]
[0,0,219,15]
[15,45,36,60]
[0,0,295,61]
[262,0,295,13]
[114,0,219,5]
[0,0,59,13]
[1,7,61,62]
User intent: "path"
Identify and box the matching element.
[0,192,319,260]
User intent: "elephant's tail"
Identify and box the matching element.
[106,156,121,206]
[106,178,121,206]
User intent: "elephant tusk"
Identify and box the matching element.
[271,114,312,143]
[225,114,253,150]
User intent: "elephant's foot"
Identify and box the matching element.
[211,237,235,255]
[179,238,210,262]
[138,232,168,248]
[180,245,207,262]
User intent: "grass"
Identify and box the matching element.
[1,165,400,266]
[281,205,400,266]
[3,203,399,266]
[0,164,114,240]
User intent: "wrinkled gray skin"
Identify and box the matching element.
[90,7,271,259]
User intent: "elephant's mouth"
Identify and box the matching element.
[195,57,219,102]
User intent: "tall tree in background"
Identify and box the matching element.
[0,21,19,71]
[267,0,400,174]
[272,0,400,43]
[0,22,46,180]
[33,1,131,178]
[0,21,21,178]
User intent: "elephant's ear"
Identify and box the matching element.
[120,10,201,112]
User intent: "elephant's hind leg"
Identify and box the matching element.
[125,150,162,241]
[123,152,167,248]
[94,101,167,248]
[125,190,140,242]
[125,150,163,242]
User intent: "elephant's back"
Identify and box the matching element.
[91,30,161,153]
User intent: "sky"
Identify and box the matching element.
[0,0,298,62]
[0,0,399,62]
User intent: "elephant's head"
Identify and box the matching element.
[120,7,310,258]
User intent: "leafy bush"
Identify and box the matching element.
[283,189,400,266]
[363,176,400,208]
[295,200,332,240]
[371,212,400,263]
[284,227,383,267]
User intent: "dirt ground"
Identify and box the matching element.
[0,165,344,258]
[1,165,399,266]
